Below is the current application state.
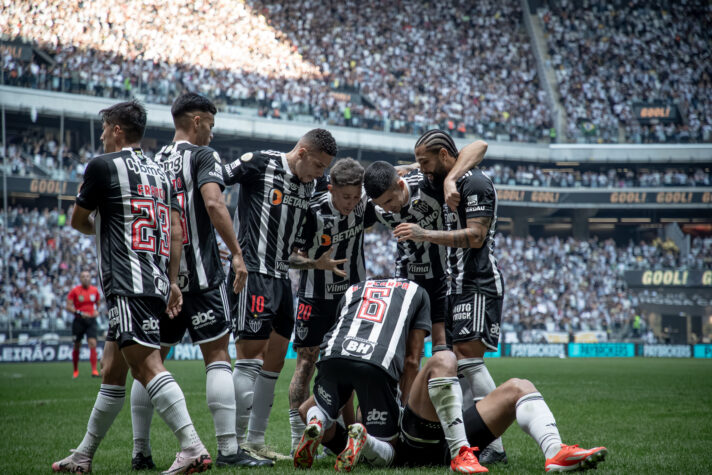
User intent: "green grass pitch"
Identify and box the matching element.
[2,357,711,474]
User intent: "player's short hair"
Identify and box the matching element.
[364,161,398,199]
[99,100,147,143]
[415,129,459,158]
[171,92,217,119]
[330,158,364,187]
[302,128,338,157]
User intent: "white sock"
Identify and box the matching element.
[77,384,125,458]
[206,361,238,456]
[289,409,306,451]
[360,434,394,467]
[457,369,475,411]
[306,405,330,427]
[233,359,262,444]
[130,380,153,458]
[427,377,469,458]
[515,392,562,459]
[458,358,504,453]
[146,372,201,450]
[246,369,279,446]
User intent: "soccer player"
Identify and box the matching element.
[128,93,269,469]
[286,157,377,453]
[363,141,487,350]
[394,349,608,472]
[391,129,507,464]
[52,101,211,474]
[292,277,478,473]
[66,270,101,378]
[222,129,338,459]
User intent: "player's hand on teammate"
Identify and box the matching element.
[231,254,248,293]
[444,177,461,210]
[315,248,347,278]
[394,223,428,242]
[166,283,183,318]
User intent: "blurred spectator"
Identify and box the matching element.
[1,208,710,337]
[1,0,552,141]
[540,0,712,143]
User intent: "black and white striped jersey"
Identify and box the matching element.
[153,141,226,293]
[444,168,505,297]
[373,172,448,281]
[222,150,314,278]
[296,184,378,300]
[320,279,431,381]
[75,147,180,302]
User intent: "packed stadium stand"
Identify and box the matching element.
[5,0,709,144]
[1,0,711,349]
[2,203,711,346]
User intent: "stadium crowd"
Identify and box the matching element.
[3,205,710,342]
[4,1,712,144]
[2,0,551,141]
[3,132,710,187]
[540,0,712,143]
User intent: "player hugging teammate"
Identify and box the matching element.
[52,97,607,475]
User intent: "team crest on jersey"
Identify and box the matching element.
[296,326,309,340]
[248,317,262,333]
[78,295,85,302]
[90,294,96,302]
[411,199,431,215]
[240,152,253,162]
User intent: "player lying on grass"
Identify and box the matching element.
[295,346,607,472]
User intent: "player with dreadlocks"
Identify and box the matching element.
[392,129,507,465]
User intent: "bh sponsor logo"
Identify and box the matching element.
[342,337,375,357]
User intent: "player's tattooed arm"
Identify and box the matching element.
[393,217,491,248]
[288,248,347,277]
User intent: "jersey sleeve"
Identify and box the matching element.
[195,147,226,191]
[222,151,265,186]
[67,287,77,303]
[411,286,432,335]
[315,175,329,193]
[168,177,182,213]
[363,199,379,228]
[458,172,495,220]
[75,157,110,210]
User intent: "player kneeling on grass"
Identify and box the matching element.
[292,277,484,473]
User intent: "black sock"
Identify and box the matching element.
[323,423,348,454]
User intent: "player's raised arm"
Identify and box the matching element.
[443,140,488,210]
